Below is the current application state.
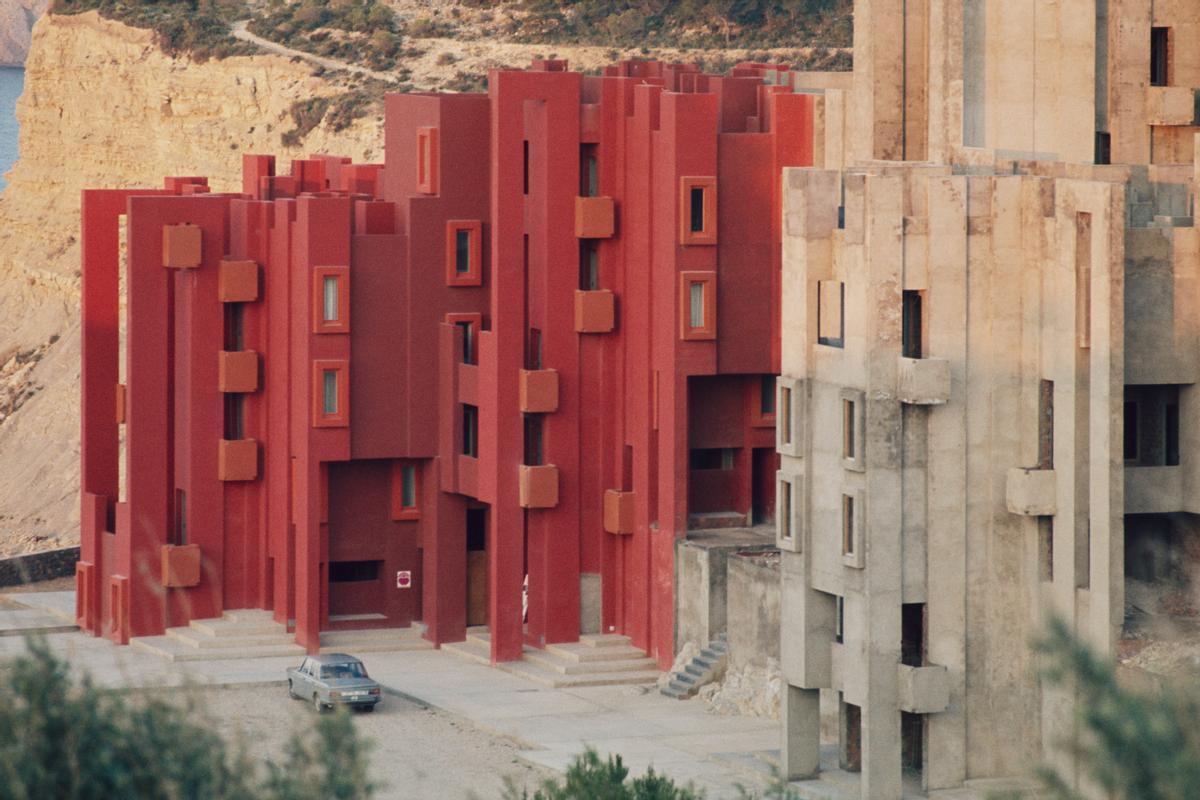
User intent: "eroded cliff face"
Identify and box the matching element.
[0,11,381,554]
[0,0,47,66]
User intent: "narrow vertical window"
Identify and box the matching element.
[902,290,923,358]
[842,494,855,556]
[1151,27,1170,87]
[523,414,544,466]
[579,242,599,291]
[1094,131,1112,165]
[401,465,417,508]
[174,489,187,546]
[1038,380,1054,469]
[817,280,845,348]
[1038,517,1054,582]
[780,385,792,445]
[462,405,479,457]
[690,186,705,232]
[580,144,599,197]
[322,276,339,322]
[522,140,530,195]
[224,303,245,351]
[1124,400,1138,462]
[527,328,542,370]
[760,375,776,415]
[689,281,705,328]
[458,321,475,364]
[323,370,338,415]
[1076,213,1092,348]
[835,596,845,643]
[224,393,245,440]
[1166,402,1180,466]
[455,229,471,274]
[843,399,856,460]
[779,479,792,540]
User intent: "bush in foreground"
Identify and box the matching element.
[0,636,375,800]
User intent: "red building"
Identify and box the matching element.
[77,59,815,667]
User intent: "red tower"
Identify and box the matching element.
[77,60,815,668]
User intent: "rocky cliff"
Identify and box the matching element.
[0,0,46,66]
[0,11,381,555]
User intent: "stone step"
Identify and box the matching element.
[319,627,432,654]
[131,635,304,662]
[221,609,277,624]
[522,648,658,676]
[502,659,661,689]
[701,646,727,660]
[190,617,285,637]
[578,633,632,648]
[442,636,492,666]
[684,662,709,678]
[166,627,296,649]
[544,641,648,664]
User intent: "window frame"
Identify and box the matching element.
[840,388,866,472]
[312,267,350,334]
[775,469,803,553]
[391,461,420,520]
[750,374,777,427]
[679,271,717,340]
[417,126,439,194]
[445,312,483,365]
[462,404,479,458]
[312,359,350,428]
[841,490,865,569]
[776,376,804,458]
[445,220,483,287]
[817,279,845,348]
[679,176,718,245]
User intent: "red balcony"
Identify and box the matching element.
[218,439,258,482]
[162,224,202,268]
[574,290,615,333]
[575,196,615,238]
[603,489,635,534]
[161,544,201,588]
[519,465,559,509]
[218,350,259,393]
[218,259,259,302]
[519,369,559,413]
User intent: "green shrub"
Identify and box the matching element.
[48,0,257,61]
[246,0,406,72]
[0,636,375,800]
[502,748,702,800]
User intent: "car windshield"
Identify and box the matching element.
[321,662,368,680]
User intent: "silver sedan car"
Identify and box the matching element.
[287,653,382,712]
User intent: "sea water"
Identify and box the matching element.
[0,68,22,194]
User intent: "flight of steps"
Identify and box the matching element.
[131,609,304,662]
[319,624,433,654]
[661,632,728,699]
[443,628,662,688]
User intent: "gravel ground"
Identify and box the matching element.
[188,686,557,800]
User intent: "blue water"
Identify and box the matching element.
[0,68,22,193]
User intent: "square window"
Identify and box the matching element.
[445,221,483,286]
[679,176,717,245]
[312,267,350,334]
[312,360,349,427]
[679,271,716,340]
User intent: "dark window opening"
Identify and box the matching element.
[689,448,734,470]
[843,399,856,460]
[835,596,844,643]
[524,414,544,466]
[902,290,923,358]
[224,303,245,351]
[1038,379,1054,469]
[458,321,476,365]
[462,404,479,457]
[760,375,776,415]
[173,489,187,546]
[466,508,486,551]
[526,328,542,370]
[580,144,598,197]
[579,242,599,291]
[689,186,705,233]
[1151,27,1170,87]
[840,700,862,772]
[901,712,924,774]
[400,464,417,508]
[224,393,245,440]
[1166,403,1180,466]
[455,229,471,274]
[837,205,845,229]
[1095,131,1111,165]
[901,603,925,667]
[817,281,845,348]
[1038,517,1053,582]
[329,560,380,583]
[1124,401,1139,461]
[842,495,855,555]
[522,140,530,194]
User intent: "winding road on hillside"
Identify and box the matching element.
[230,20,396,82]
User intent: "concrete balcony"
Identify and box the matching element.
[519,369,559,413]
[218,259,259,302]
[575,290,615,333]
[897,357,950,405]
[575,196,615,238]
[603,489,635,534]
[218,439,258,482]
[1005,468,1056,516]
[897,663,949,713]
[218,350,259,393]
[1125,465,1184,514]
[1146,86,1199,126]
[161,544,201,588]
[519,464,559,509]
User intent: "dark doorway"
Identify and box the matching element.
[329,560,383,617]
[751,447,778,525]
[466,507,488,627]
[840,698,862,772]
[901,603,926,666]
[901,711,924,773]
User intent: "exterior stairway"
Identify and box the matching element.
[131,609,304,662]
[442,627,661,688]
[319,624,433,654]
[661,632,728,699]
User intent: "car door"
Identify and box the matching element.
[298,658,313,692]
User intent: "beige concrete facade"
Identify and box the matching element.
[776,2,1200,796]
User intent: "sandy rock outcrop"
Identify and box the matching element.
[0,0,47,66]
[0,11,381,554]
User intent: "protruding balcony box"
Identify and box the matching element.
[218,350,259,393]
[1006,467,1056,516]
[161,544,201,588]
[603,489,635,534]
[519,369,559,413]
[115,383,126,424]
[218,259,259,302]
[162,224,202,268]
[897,663,949,713]
[1146,86,1198,126]
[218,438,258,482]
[897,357,950,405]
[519,464,559,508]
[575,290,615,333]
[575,196,615,238]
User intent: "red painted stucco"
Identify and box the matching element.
[77,60,812,668]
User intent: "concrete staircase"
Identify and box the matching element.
[319,624,433,654]
[131,609,304,662]
[661,632,728,699]
[443,628,661,688]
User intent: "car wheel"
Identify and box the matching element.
[312,693,324,713]
[361,704,375,713]
[288,680,295,699]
